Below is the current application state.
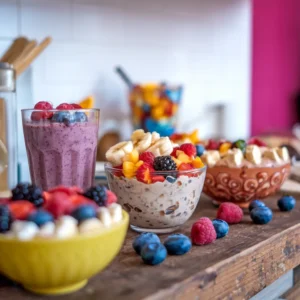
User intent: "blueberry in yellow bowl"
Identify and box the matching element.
[0,184,129,295]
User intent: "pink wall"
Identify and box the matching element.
[251,0,300,135]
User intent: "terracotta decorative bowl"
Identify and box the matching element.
[203,163,291,208]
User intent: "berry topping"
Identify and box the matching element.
[139,152,155,166]
[206,139,219,150]
[140,243,167,265]
[8,201,35,220]
[153,156,177,172]
[249,200,265,212]
[191,217,216,245]
[12,183,44,207]
[232,139,247,153]
[31,101,53,121]
[277,195,296,212]
[248,137,267,147]
[71,204,97,222]
[250,207,273,224]
[56,103,73,110]
[164,234,192,255]
[216,202,243,224]
[179,143,196,157]
[51,111,76,126]
[34,101,53,110]
[151,175,165,183]
[27,209,54,227]
[71,103,82,109]
[195,144,205,156]
[178,163,194,177]
[133,232,161,255]
[74,112,88,122]
[0,205,13,233]
[84,185,108,207]
[171,146,180,157]
[212,219,229,239]
[44,192,74,218]
[106,190,117,205]
[136,163,154,184]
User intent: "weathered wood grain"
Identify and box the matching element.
[1,192,300,300]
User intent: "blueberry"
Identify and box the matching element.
[71,205,96,222]
[132,232,160,255]
[195,144,205,157]
[166,176,176,183]
[278,195,296,211]
[164,234,191,255]
[140,243,167,265]
[250,207,273,224]
[27,210,54,227]
[249,200,266,212]
[212,219,229,239]
[51,112,75,126]
[0,205,12,233]
[75,112,88,123]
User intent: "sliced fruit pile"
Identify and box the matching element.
[105,129,205,184]
[31,101,88,126]
[0,183,121,240]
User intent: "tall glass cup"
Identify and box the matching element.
[129,83,183,137]
[21,108,100,191]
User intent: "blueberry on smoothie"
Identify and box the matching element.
[51,112,75,126]
[140,242,167,265]
[250,207,273,224]
[249,200,265,212]
[75,112,88,123]
[164,234,191,255]
[212,219,229,239]
[132,232,160,255]
[277,195,296,211]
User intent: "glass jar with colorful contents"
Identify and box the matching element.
[129,83,183,137]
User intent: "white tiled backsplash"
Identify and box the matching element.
[0,0,251,139]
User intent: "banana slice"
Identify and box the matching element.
[245,145,262,165]
[151,132,160,144]
[131,129,146,142]
[105,141,134,166]
[134,132,152,153]
[276,146,290,162]
[263,148,282,163]
[79,218,104,234]
[147,137,173,157]
[225,148,244,166]
[201,150,220,167]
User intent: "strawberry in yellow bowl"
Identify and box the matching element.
[0,185,128,295]
[105,130,206,234]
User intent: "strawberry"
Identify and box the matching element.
[248,137,267,147]
[9,201,36,220]
[139,152,155,166]
[178,163,194,177]
[44,192,73,218]
[47,185,83,195]
[56,103,73,110]
[171,147,180,157]
[136,163,154,184]
[179,143,196,157]
[71,103,82,109]
[107,190,117,205]
[113,165,123,177]
[151,175,165,183]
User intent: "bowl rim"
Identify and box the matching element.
[0,210,129,244]
[21,108,100,113]
[205,162,291,170]
[104,162,207,175]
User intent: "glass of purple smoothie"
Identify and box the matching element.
[21,107,100,191]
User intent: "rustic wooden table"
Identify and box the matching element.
[1,189,300,300]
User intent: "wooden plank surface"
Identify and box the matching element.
[1,191,300,300]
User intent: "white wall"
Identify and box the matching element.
[0,0,251,141]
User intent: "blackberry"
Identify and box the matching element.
[84,185,107,207]
[12,183,44,207]
[0,205,13,233]
[153,156,177,172]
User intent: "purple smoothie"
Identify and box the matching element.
[23,121,98,190]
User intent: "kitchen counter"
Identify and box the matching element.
[1,187,300,299]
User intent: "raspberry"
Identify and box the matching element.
[71,103,82,109]
[171,147,180,157]
[153,156,177,171]
[34,101,53,110]
[8,201,35,220]
[56,103,73,110]
[179,143,196,157]
[32,101,53,121]
[136,163,154,184]
[206,139,219,150]
[107,190,117,205]
[217,202,243,224]
[191,217,216,245]
[84,185,107,207]
[248,137,267,147]
[139,152,155,166]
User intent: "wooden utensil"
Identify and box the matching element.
[14,36,52,77]
[0,37,28,64]
[12,40,37,66]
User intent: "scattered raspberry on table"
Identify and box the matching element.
[216,202,243,224]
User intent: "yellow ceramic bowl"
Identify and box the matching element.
[0,211,129,295]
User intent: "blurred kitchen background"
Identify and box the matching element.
[1,0,300,183]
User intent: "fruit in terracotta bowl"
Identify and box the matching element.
[0,184,129,295]
[200,138,291,208]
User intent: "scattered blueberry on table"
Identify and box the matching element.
[277,195,296,212]
[212,219,229,239]
[132,232,160,255]
[250,207,273,224]
[164,234,191,255]
[248,200,265,212]
[140,242,167,265]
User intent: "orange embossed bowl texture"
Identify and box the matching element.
[203,164,291,208]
